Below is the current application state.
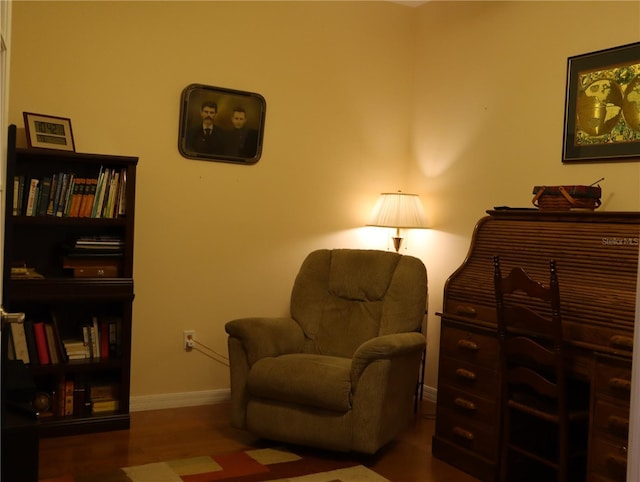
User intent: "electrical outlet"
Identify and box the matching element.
[183,330,195,351]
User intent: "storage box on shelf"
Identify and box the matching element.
[1,124,137,437]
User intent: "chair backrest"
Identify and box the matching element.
[290,249,427,358]
[493,256,565,413]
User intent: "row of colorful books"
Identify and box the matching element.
[6,316,122,366]
[13,166,127,218]
[36,377,120,418]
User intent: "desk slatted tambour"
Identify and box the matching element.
[432,210,638,482]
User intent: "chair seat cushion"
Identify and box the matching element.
[247,353,352,412]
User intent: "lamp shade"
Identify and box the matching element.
[367,192,428,228]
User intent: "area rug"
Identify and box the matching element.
[39,447,390,482]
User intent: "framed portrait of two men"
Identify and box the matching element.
[178,83,266,164]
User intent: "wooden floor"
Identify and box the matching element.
[39,400,479,482]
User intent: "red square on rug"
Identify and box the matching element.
[182,451,270,481]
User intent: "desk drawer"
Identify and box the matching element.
[437,385,497,428]
[589,435,628,482]
[593,399,629,440]
[565,322,633,355]
[439,355,498,398]
[595,356,632,403]
[440,324,498,369]
[435,407,499,461]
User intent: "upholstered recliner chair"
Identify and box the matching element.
[225,249,427,454]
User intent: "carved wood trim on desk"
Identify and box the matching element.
[432,210,639,482]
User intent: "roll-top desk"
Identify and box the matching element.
[432,210,638,482]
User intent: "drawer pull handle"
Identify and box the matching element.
[609,377,632,392]
[455,305,477,317]
[455,368,477,380]
[607,452,627,467]
[457,339,479,351]
[607,415,630,433]
[610,335,633,349]
[454,397,477,411]
[453,426,475,440]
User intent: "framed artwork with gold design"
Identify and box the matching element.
[562,41,640,163]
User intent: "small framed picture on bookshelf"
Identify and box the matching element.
[23,112,75,152]
[178,83,266,165]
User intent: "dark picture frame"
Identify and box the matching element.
[178,84,266,164]
[23,112,75,152]
[562,41,640,163]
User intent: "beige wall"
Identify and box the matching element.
[9,1,417,400]
[7,1,640,402]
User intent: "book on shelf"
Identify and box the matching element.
[80,178,98,217]
[62,339,87,360]
[58,316,123,360]
[117,168,127,216]
[9,321,30,364]
[23,319,39,366]
[104,170,120,218]
[100,320,109,359]
[12,175,20,215]
[33,322,51,365]
[51,313,69,363]
[89,382,119,400]
[53,173,68,217]
[73,380,90,416]
[108,318,122,358]
[51,172,65,217]
[64,379,75,416]
[91,167,107,218]
[78,320,101,359]
[81,326,92,358]
[67,236,125,261]
[89,379,119,414]
[91,317,101,359]
[11,165,127,218]
[67,177,84,217]
[54,379,66,417]
[44,323,62,364]
[92,399,119,414]
[36,176,53,216]
[25,178,39,216]
[46,174,58,216]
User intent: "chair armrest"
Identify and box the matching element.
[350,332,425,386]
[225,317,304,365]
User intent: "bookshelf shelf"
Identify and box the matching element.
[12,216,128,227]
[2,124,137,437]
[8,279,134,301]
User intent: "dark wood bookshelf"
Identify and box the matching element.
[1,124,137,437]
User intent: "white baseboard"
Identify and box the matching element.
[130,388,230,412]
[421,384,437,403]
[130,385,436,413]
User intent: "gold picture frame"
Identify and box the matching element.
[23,112,75,152]
[562,41,640,163]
